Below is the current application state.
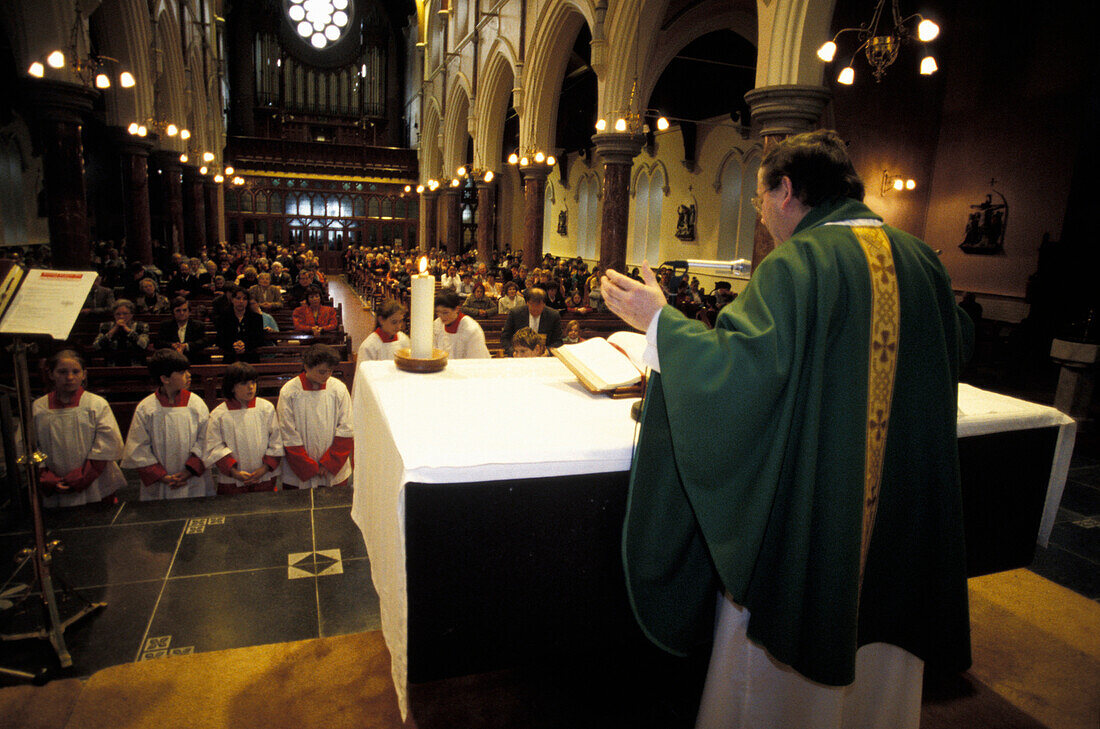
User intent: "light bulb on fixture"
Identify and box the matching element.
[95,73,110,89]
[508,153,519,165]
[46,51,65,69]
[816,41,837,63]
[180,129,191,140]
[917,19,939,42]
[224,166,234,175]
[905,179,916,190]
[120,72,135,88]
[180,154,188,163]
[137,125,147,137]
[534,151,545,163]
[483,170,494,183]
[404,185,411,192]
[416,184,425,193]
[595,119,607,132]
[457,166,466,177]
[520,157,529,166]
[546,156,556,167]
[127,122,139,135]
[451,178,459,187]
[214,174,224,183]
[920,56,938,75]
[893,178,905,191]
[656,117,669,131]
[166,124,178,136]
[28,62,45,78]
[203,152,214,162]
[837,67,855,85]
[199,166,208,175]
[614,118,627,132]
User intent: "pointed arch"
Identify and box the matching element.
[522,0,595,151]
[474,42,519,172]
[442,79,473,176]
[420,99,443,182]
[630,161,670,198]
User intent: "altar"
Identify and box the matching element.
[350,358,1075,719]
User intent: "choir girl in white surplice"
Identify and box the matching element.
[357,299,410,362]
[205,362,283,494]
[122,349,212,500]
[32,350,126,508]
[277,344,353,489]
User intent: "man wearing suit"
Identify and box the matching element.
[501,287,563,355]
[154,297,210,363]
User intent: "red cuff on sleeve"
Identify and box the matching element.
[319,435,353,475]
[138,464,169,486]
[261,455,281,471]
[63,460,107,492]
[184,455,206,476]
[216,455,238,477]
[284,445,320,480]
[38,468,61,494]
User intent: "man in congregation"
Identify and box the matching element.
[500,287,563,355]
[601,130,974,729]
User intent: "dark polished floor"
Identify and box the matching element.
[0,484,379,680]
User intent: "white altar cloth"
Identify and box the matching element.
[351,362,1075,718]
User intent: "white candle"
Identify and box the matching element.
[410,257,434,358]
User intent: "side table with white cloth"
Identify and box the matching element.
[351,360,1075,720]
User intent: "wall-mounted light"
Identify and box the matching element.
[881,170,916,196]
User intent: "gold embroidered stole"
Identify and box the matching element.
[852,226,900,590]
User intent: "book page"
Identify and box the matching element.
[554,337,641,390]
[606,331,647,371]
[0,269,97,339]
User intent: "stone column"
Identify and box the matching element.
[520,165,550,268]
[24,79,97,269]
[114,130,154,265]
[182,165,207,257]
[440,187,461,256]
[151,151,185,259]
[743,85,832,266]
[421,190,438,251]
[475,179,497,264]
[591,132,645,273]
[203,180,221,251]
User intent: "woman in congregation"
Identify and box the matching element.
[292,285,339,335]
[93,299,151,366]
[33,350,127,507]
[433,290,490,359]
[204,362,282,494]
[357,299,409,361]
[497,281,524,315]
[134,277,170,315]
[544,278,568,311]
[461,282,497,319]
[566,289,591,315]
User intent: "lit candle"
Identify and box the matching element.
[410,256,434,358]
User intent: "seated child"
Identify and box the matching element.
[122,348,212,500]
[33,349,126,507]
[357,299,410,361]
[510,327,546,358]
[205,362,283,495]
[277,344,353,489]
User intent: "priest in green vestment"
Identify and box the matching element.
[602,130,974,728]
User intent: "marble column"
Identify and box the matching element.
[520,166,550,268]
[181,165,207,257]
[743,85,832,266]
[421,190,438,251]
[24,79,97,269]
[151,151,185,259]
[591,132,645,273]
[440,187,461,256]
[475,179,497,264]
[114,130,154,266]
[203,180,221,251]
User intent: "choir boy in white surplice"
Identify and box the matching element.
[357,299,410,362]
[205,362,283,494]
[122,349,213,500]
[33,350,127,508]
[432,290,491,359]
[277,344,354,488]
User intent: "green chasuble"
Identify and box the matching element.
[623,197,974,686]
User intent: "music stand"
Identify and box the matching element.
[0,268,106,681]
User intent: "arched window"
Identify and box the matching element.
[576,175,599,261]
[717,151,761,262]
[631,167,664,265]
[542,180,554,252]
[0,138,24,246]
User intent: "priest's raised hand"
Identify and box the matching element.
[601,261,666,332]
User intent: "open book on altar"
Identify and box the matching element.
[551,331,647,395]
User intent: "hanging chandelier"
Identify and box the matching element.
[816,0,940,85]
[26,0,136,90]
